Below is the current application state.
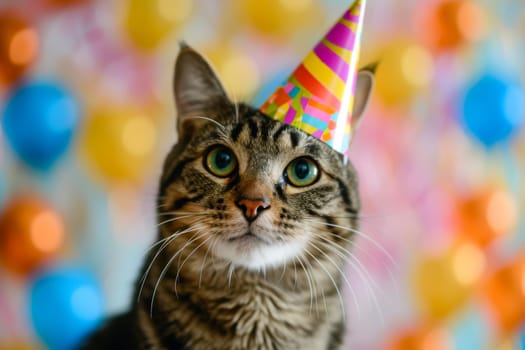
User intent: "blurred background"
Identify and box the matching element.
[0,0,524,349]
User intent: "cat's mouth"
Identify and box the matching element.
[213,227,306,270]
[227,231,269,244]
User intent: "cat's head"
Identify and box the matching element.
[158,44,373,271]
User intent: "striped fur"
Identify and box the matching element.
[81,45,371,350]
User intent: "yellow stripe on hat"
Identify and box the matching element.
[340,19,358,32]
[322,39,353,63]
[301,124,318,135]
[302,52,346,100]
[274,104,289,121]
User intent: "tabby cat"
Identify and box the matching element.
[80,43,374,350]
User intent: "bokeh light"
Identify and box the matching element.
[386,325,452,350]
[452,243,486,286]
[482,256,525,333]
[460,74,525,148]
[0,10,39,88]
[239,0,324,41]
[121,0,193,52]
[8,28,38,66]
[486,191,518,235]
[29,266,104,350]
[374,41,434,106]
[205,45,261,100]
[421,0,486,51]
[1,80,80,171]
[412,244,483,321]
[0,195,64,276]
[80,106,158,185]
[30,210,64,254]
[455,188,518,247]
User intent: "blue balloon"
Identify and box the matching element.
[460,74,525,148]
[1,80,80,171]
[29,266,104,350]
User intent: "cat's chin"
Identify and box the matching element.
[212,235,307,271]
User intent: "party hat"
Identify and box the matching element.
[260,0,366,157]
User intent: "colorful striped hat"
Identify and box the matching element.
[260,0,366,157]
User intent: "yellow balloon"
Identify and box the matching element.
[240,0,324,40]
[80,106,158,185]
[204,45,260,101]
[412,243,485,321]
[374,41,434,106]
[122,0,193,51]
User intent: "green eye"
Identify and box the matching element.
[205,146,237,177]
[285,157,319,187]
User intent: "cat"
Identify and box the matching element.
[80,43,374,350]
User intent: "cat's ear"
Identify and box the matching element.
[173,42,231,140]
[351,63,376,132]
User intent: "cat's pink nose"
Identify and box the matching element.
[236,197,270,222]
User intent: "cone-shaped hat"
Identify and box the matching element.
[260,0,366,157]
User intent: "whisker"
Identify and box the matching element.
[306,241,359,322]
[157,214,196,227]
[227,263,235,288]
[223,78,240,124]
[199,237,217,288]
[157,211,208,217]
[336,243,385,326]
[303,249,346,321]
[138,227,197,301]
[143,234,173,256]
[185,115,226,131]
[301,254,324,316]
[148,215,212,254]
[150,229,207,316]
[294,256,315,313]
[174,235,213,294]
[234,101,240,124]
[306,218,399,292]
[311,232,382,293]
[314,237,386,325]
[278,259,287,282]
[230,88,240,124]
[327,212,389,221]
[293,259,298,290]
[307,219,399,271]
[261,265,267,280]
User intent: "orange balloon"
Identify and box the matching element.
[0,195,65,276]
[455,188,518,248]
[421,0,485,51]
[481,255,525,333]
[0,10,39,88]
[386,325,451,350]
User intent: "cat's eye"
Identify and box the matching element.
[204,146,238,178]
[285,157,319,187]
